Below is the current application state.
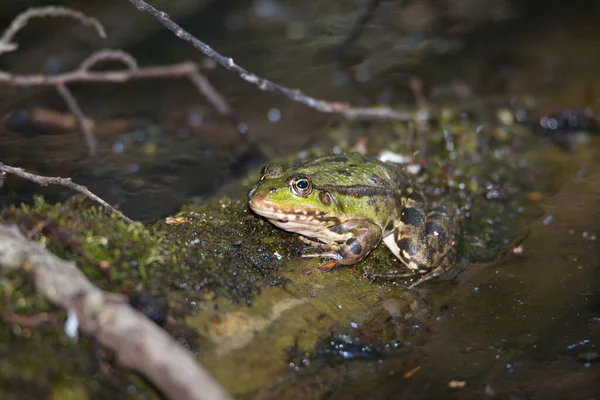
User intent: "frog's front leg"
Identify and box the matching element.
[301,220,382,269]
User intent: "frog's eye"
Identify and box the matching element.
[291,177,312,197]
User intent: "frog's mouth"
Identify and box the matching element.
[248,192,330,233]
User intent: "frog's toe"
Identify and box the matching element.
[317,260,338,271]
[298,236,331,249]
[301,251,342,261]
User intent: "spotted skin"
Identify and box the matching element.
[248,153,459,287]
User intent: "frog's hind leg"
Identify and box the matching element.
[376,227,461,288]
[394,194,460,284]
[424,201,459,263]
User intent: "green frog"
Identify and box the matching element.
[247,153,460,288]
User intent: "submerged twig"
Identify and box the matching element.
[0,163,133,224]
[127,0,412,123]
[0,224,233,400]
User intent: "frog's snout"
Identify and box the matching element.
[248,188,269,211]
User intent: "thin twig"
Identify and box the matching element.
[0,51,209,85]
[0,163,134,224]
[0,6,106,56]
[334,0,382,60]
[0,47,249,150]
[2,287,58,328]
[127,0,412,122]
[55,83,98,156]
[0,224,233,400]
[187,70,231,115]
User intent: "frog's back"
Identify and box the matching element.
[292,153,403,189]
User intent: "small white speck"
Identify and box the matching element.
[433,231,439,236]
[112,141,125,154]
[273,251,283,260]
[227,58,234,67]
[267,108,281,122]
[350,322,358,328]
[406,164,422,175]
[64,310,79,340]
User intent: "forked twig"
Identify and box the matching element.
[0,8,245,156]
[0,163,133,224]
[127,0,412,122]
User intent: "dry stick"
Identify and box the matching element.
[0,8,243,157]
[0,50,208,85]
[55,83,98,156]
[0,163,133,224]
[0,6,109,155]
[127,0,412,122]
[0,224,233,400]
[0,6,106,56]
[0,49,240,156]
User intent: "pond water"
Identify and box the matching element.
[0,0,599,399]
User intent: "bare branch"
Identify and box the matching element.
[0,47,241,155]
[79,49,138,72]
[0,7,248,157]
[188,70,231,115]
[0,224,233,400]
[0,163,133,224]
[55,83,98,156]
[0,6,106,56]
[126,0,412,122]
[0,50,188,85]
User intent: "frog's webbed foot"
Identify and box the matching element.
[298,236,334,250]
[371,238,458,288]
[299,239,345,270]
[367,261,448,288]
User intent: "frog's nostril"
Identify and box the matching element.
[269,187,277,193]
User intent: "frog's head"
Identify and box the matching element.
[248,163,340,234]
